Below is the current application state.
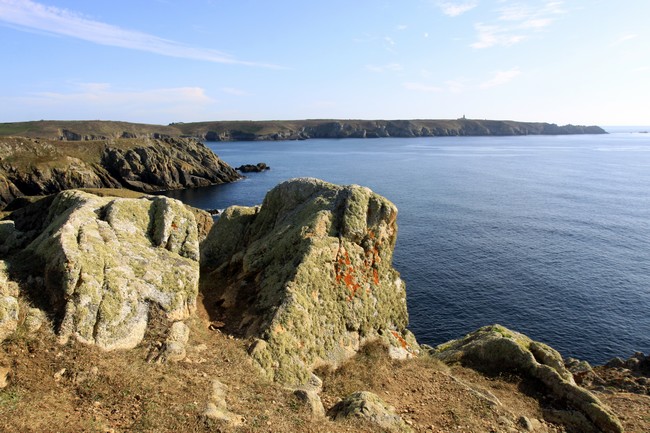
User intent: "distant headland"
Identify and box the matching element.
[0,118,606,142]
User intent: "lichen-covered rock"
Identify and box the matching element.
[327,391,413,432]
[23,190,200,350]
[431,325,623,433]
[0,261,19,342]
[202,178,418,385]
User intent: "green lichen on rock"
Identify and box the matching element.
[202,178,418,385]
[431,324,623,433]
[23,190,200,350]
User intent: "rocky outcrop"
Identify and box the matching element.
[430,324,623,433]
[13,190,201,350]
[201,178,418,385]
[235,162,270,173]
[100,137,240,192]
[327,391,413,432]
[0,136,240,209]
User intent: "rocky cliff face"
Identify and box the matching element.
[201,178,418,384]
[0,136,241,209]
[197,119,607,141]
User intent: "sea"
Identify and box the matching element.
[163,127,650,365]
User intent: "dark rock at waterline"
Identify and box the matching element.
[236,163,270,173]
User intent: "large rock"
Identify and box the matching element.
[431,325,623,433]
[327,391,413,432]
[202,178,418,384]
[21,190,200,350]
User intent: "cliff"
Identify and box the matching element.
[0,181,647,433]
[185,119,606,141]
[0,136,241,209]
[0,119,607,143]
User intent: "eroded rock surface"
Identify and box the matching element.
[202,178,418,384]
[431,324,623,433]
[20,190,200,350]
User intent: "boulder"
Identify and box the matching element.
[430,324,623,433]
[202,178,418,385]
[22,190,200,350]
[293,389,325,417]
[327,391,413,432]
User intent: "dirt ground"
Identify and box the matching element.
[1,308,649,433]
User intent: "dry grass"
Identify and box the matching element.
[2,313,648,433]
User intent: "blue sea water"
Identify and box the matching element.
[163,131,650,364]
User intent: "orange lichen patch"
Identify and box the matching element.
[335,248,362,298]
[171,222,178,230]
[335,235,386,301]
[391,330,409,350]
[372,268,379,285]
[273,323,285,334]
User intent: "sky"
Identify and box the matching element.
[0,0,648,126]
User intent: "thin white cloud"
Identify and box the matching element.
[471,24,525,48]
[366,63,403,73]
[471,1,566,48]
[480,68,521,88]
[221,87,251,96]
[403,82,442,92]
[396,24,408,30]
[610,34,637,46]
[0,0,279,68]
[437,1,478,17]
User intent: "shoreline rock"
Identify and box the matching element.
[430,324,624,433]
[236,162,270,173]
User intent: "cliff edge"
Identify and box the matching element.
[0,136,241,209]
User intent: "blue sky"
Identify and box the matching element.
[0,0,648,125]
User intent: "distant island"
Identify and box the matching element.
[0,118,606,142]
